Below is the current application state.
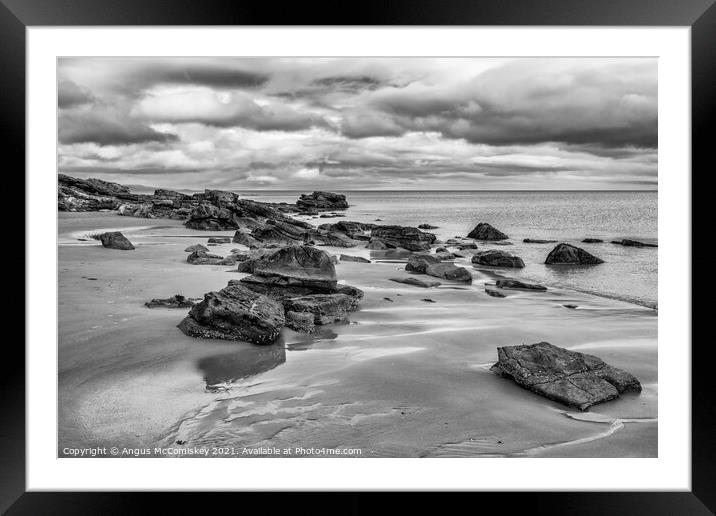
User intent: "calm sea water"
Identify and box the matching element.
[242,190,658,308]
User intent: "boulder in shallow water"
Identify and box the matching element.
[405,253,442,273]
[418,224,439,229]
[178,281,285,344]
[296,191,349,211]
[284,293,355,325]
[285,310,316,333]
[495,279,547,291]
[371,225,436,251]
[611,239,657,248]
[145,295,195,308]
[485,288,506,298]
[98,231,135,250]
[471,250,525,268]
[582,238,604,243]
[467,222,509,241]
[490,342,641,410]
[249,245,337,291]
[390,277,441,288]
[208,236,231,244]
[523,238,557,244]
[185,243,209,253]
[365,238,391,250]
[545,243,604,265]
[187,250,224,265]
[425,263,472,283]
[340,254,371,263]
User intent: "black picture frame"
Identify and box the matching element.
[3,0,711,513]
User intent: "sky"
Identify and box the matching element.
[57,57,657,191]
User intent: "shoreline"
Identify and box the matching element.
[58,211,657,458]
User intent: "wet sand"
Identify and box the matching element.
[58,212,657,457]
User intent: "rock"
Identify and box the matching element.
[145,295,195,308]
[467,222,509,241]
[232,230,260,247]
[405,254,442,273]
[435,247,449,253]
[370,225,436,251]
[187,250,225,265]
[340,254,371,263]
[490,342,641,410]
[154,188,189,200]
[207,236,231,244]
[523,238,557,244]
[495,279,547,291]
[98,231,135,250]
[185,244,209,253]
[418,224,439,229]
[365,238,391,250]
[485,288,506,298]
[421,298,436,303]
[425,263,472,283]
[218,254,243,266]
[284,310,316,333]
[178,281,285,344]
[582,238,604,243]
[246,245,337,291]
[251,219,315,245]
[390,277,441,288]
[284,293,355,325]
[315,230,357,248]
[611,239,657,248]
[435,251,458,261]
[235,248,282,273]
[545,243,604,265]
[457,243,478,250]
[317,220,377,239]
[563,304,579,309]
[471,250,525,268]
[296,191,348,212]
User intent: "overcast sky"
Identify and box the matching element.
[57,57,657,191]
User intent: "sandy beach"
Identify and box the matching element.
[58,211,657,458]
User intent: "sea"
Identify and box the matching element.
[243,190,658,308]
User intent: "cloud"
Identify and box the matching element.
[58,109,177,145]
[292,167,321,179]
[133,87,329,131]
[58,80,96,108]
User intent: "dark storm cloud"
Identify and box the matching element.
[59,110,177,145]
[58,80,96,108]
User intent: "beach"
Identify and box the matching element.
[58,207,657,458]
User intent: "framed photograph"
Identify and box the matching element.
[5,0,711,512]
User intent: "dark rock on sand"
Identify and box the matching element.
[467,222,509,241]
[490,342,641,410]
[251,219,315,245]
[390,277,441,288]
[145,295,195,309]
[405,253,442,273]
[425,263,472,283]
[523,238,557,244]
[340,254,371,263]
[545,243,604,265]
[185,244,209,253]
[611,239,658,248]
[495,279,547,291]
[178,281,285,344]
[187,250,225,265]
[563,304,579,309]
[318,221,377,239]
[421,298,436,303]
[208,237,231,244]
[296,191,349,211]
[418,224,439,229]
[244,245,337,291]
[582,238,604,243]
[314,230,356,248]
[485,288,506,298]
[98,231,135,250]
[371,225,437,251]
[471,250,525,268]
[284,293,355,325]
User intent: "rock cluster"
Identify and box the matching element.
[296,191,349,211]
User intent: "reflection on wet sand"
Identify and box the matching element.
[197,340,287,388]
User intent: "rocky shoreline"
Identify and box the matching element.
[61,174,655,410]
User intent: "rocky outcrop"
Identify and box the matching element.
[145,295,195,308]
[233,230,260,247]
[296,191,349,211]
[243,245,338,291]
[178,281,285,344]
[418,224,439,229]
[284,294,355,325]
[365,238,392,250]
[98,231,135,250]
[390,277,441,288]
[425,263,472,283]
[405,253,442,273]
[251,219,315,245]
[467,223,509,241]
[491,342,641,410]
[612,239,657,248]
[58,174,146,211]
[495,279,547,291]
[545,243,604,265]
[285,310,316,333]
[471,250,525,268]
[371,225,436,251]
